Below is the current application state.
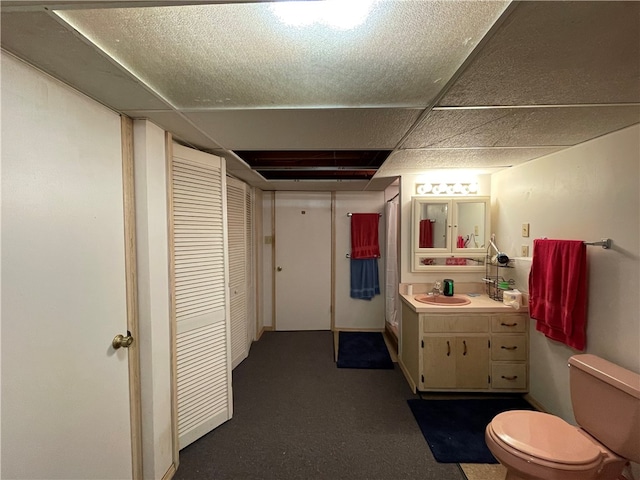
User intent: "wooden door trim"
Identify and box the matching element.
[330,192,336,331]
[120,115,143,480]
[271,193,277,331]
[165,132,180,472]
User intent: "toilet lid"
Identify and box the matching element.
[491,411,601,465]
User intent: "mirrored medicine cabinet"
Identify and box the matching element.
[411,196,490,272]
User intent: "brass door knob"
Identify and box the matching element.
[112,333,134,349]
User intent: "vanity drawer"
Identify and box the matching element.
[422,315,489,333]
[491,335,527,361]
[491,315,527,333]
[492,364,527,390]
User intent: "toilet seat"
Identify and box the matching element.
[491,410,602,466]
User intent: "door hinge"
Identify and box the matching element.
[421,375,424,383]
[421,340,424,348]
[488,339,491,348]
[488,375,491,384]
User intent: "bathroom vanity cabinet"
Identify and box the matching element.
[400,300,528,393]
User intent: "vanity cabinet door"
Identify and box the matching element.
[421,334,490,390]
[422,336,456,389]
[455,336,490,389]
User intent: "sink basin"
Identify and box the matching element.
[414,294,471,306]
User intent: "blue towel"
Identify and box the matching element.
[350,258,380,300]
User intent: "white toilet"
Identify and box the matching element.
[485,354,640,480]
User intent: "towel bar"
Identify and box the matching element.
[583,238,612,249]
[347,212,381,217]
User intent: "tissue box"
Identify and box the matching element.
[503,290,522,309]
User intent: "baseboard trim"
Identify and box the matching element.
[523,393,548,412]
[162,463,177,480]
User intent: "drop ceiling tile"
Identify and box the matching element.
[1,11,170,112]
[439,1,640,106]
[377,147,565,174]
[183,109,422,150]
[57,1,509,109]
[122,110,222,150]
[403,106,640,149]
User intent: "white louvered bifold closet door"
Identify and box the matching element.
[226,177,249,369]
[245,188,255,343]
[171,144,232,450]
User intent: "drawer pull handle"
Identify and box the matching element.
[500,322,518,327]
[501,346,518,350]
[462,340,467,356]
[501,375,518,381]
[446,341,451,356]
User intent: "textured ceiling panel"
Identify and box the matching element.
[183,108,422,150]
[57,1,509,109]
[123,110,222,150]
[438,1,640,106]
[377,147,565,174]
[0,11,171,111]
[403,106,640,149]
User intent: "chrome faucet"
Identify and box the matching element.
[432,281,442,297]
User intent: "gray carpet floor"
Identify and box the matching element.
[174,330,466,480]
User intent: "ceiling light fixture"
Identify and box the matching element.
[269,0,374,30]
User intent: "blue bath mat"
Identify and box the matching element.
[336,332,393,369]
[407,397,535,463]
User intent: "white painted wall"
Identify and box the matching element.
[334,191,386,330]
[133,120,173,479]
[492,125,640,424]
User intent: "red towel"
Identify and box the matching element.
[351,213,380,259]
[529,239,588,350]
[419,219,433,248]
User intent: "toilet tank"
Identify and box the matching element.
[569,354,640,463]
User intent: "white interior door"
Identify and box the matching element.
[1,52,134,479]
[275,192,332,331]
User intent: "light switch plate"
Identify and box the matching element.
[521,245,529,257]
[522,223,530,237]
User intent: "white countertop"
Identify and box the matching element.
[400,293,528,314]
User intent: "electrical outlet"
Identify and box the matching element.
[474,225,479,235]
[522,223,530,237]
[264,235,273,244]
[521,245,529,257]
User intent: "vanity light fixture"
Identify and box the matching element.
[416,182,479,195]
